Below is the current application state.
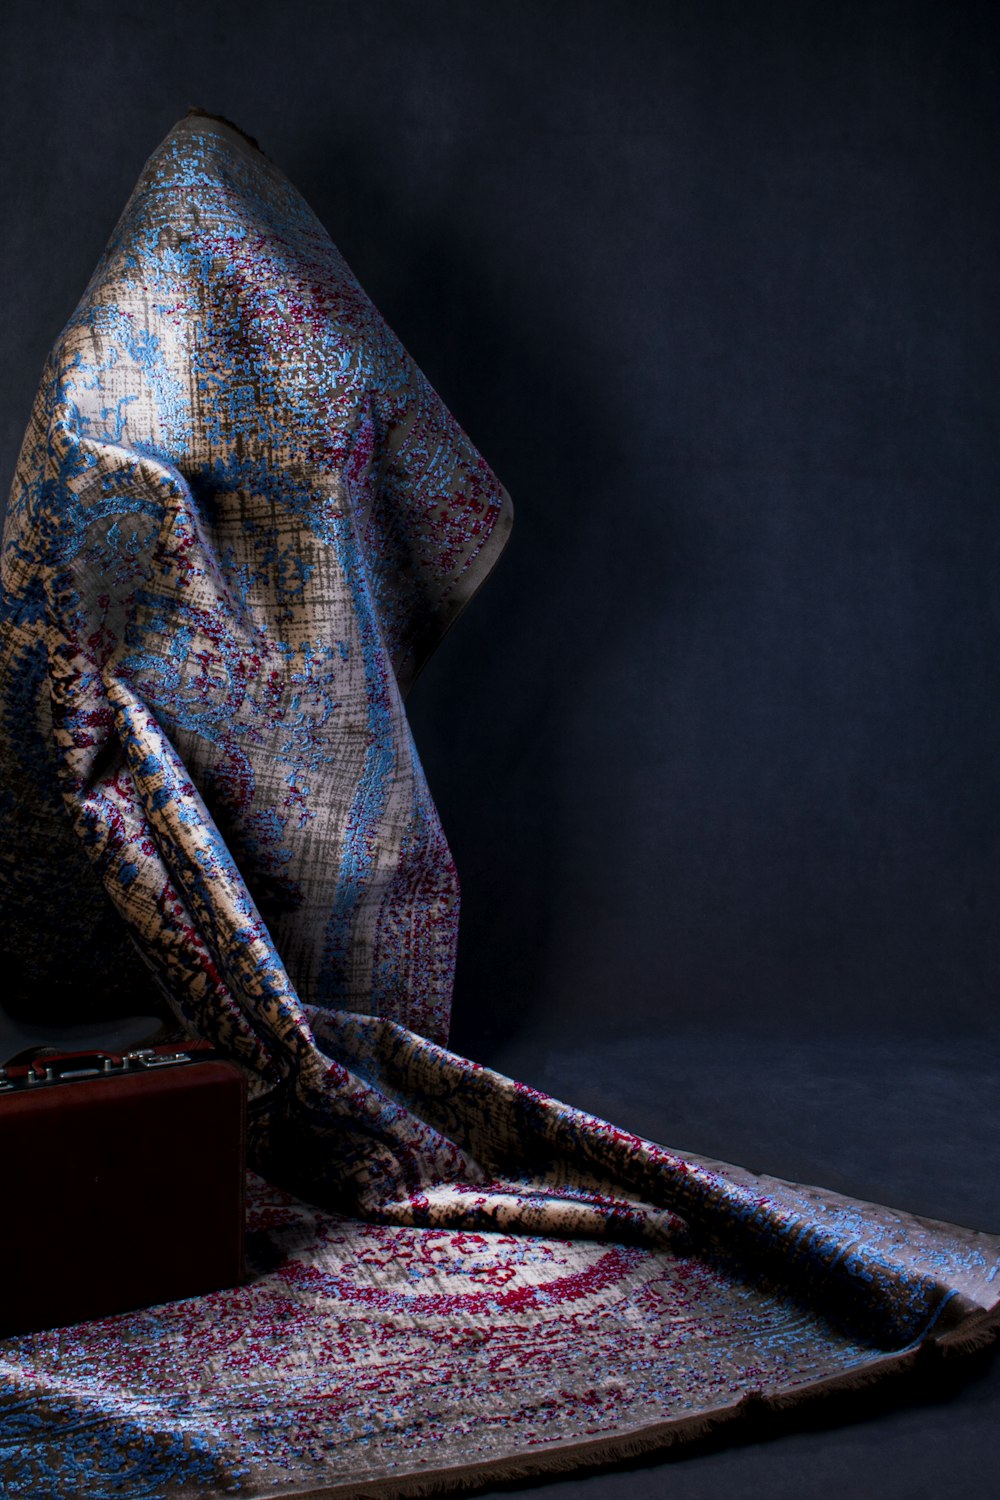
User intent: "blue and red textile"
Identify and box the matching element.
[1,110,997,1500]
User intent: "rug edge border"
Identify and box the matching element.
[241,1301,1000,1500]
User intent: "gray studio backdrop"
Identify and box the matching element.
[2,0,998,1060]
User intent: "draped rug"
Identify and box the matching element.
[1,109,997,1500]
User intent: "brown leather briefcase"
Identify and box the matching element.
[0,1041,247,1335]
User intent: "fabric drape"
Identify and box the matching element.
[1,112,998,1500]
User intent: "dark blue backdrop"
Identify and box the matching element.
[2,0,998,1053]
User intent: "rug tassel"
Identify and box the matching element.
[933,1302,1000,1356]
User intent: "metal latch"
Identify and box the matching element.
[121,1049,193,1070]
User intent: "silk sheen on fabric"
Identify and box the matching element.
[1,111,998,1500]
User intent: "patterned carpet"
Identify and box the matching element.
[4,1143,999,1500]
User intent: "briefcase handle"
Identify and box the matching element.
[0,1043,217,1091]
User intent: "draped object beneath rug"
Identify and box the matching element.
[1,110,997,1500]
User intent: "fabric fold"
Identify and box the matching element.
[1,108,998,1500]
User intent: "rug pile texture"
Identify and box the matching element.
[1,110,997,1500]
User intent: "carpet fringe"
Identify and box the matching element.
[253,1304,1000,1500]
[932,1301,1000,1356]
[252,1410,735,1500]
